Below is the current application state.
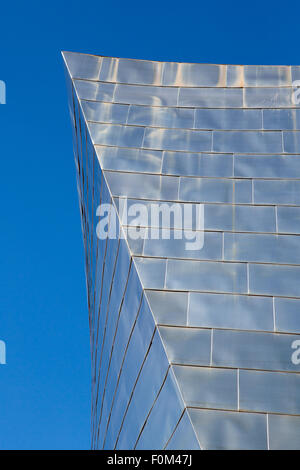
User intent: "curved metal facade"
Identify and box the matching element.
[63,52,300,450]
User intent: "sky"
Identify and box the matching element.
[0,0,300,450]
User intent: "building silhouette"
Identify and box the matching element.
[63,51,300,449]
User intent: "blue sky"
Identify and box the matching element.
[0,0,299,450]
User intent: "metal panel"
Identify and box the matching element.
[162,152,233,177]
[158,326,211,365]
[249,263,300,297]
[188,408,268,450]
[275,298,300,333]
[254,180,300,205]
[100,57,163,85]
[277,206,300,234]
[96,146,163,174]
[244,65,291,87]
[104,171,179,200]
[269,414,300,450]
[188,292,273,331]
[173,365,237,410]
[179,87,243,108]
[195,109,262,130]
[212,329,300,372]
[143,127,212,152]
[81,101,129,124]
[145,290,188,326]
[234,154,300,179]
[244,88,292,108]
[224,232,300,265]
[63,51,102,79]
[114,83,178,106]
[166,259,247,293]
[73,79,115,102]
[283,131,300,153]
[179,177,252,204]
[127,105,194,129]
[135,369,185,449]
[263,109,300,130]
[142,231,222,261]
[88,122,144,147]
[162,62,223,87]
[213,131,282,153]
[133,257,166,289]
[239,369,300,414]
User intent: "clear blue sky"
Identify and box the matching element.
[0,0,299,450]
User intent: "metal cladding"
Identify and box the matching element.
[63,51,300,450]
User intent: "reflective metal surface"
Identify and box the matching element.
[63,51,300,450]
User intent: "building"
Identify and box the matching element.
[63,51,300,450]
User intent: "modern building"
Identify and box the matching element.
[63,51,300,450]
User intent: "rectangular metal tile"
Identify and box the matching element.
[104,171,179,200]
[173,365,237,410]
[212,329,300,372]
[96,146,163,173]
[166,410,200,450]
[166,259,247,293]
[254,180,300,205]
[88,122,144,147]
[162,152,233,177]
[179,88,243,108]
[81,100,129,124]
[159,326,211,365]
[143,231,221,260]
[116,331,169,449]
[115,198,202,230]
[277,206,300,234]
[269,414,300,450]
[74,79,115,102]
[213,131,283,153]
[249,263,300,297]
[114,84,178,106]
[127,105,194,129]
[275,298,300,333]
[283,131,300,153]
[188,408,268,450]
[244,88,292,108]
[143,128,212,152]
[133,257,166,289]
[63,52,102,79]
[145,290,188,326]
[226,65,243,87]
[239,369,300,415]
[100,57,163,85]
[263,109,300,130]
[244,66,291,87]
[232,205,276,232]
[224,232,300,264]
[162,62,224,87]
[189,292,273,331]
[234,154,300,179]
[179,177,252,203]
[195,109,262,130]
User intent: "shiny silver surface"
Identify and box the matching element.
[63,51,300,450]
